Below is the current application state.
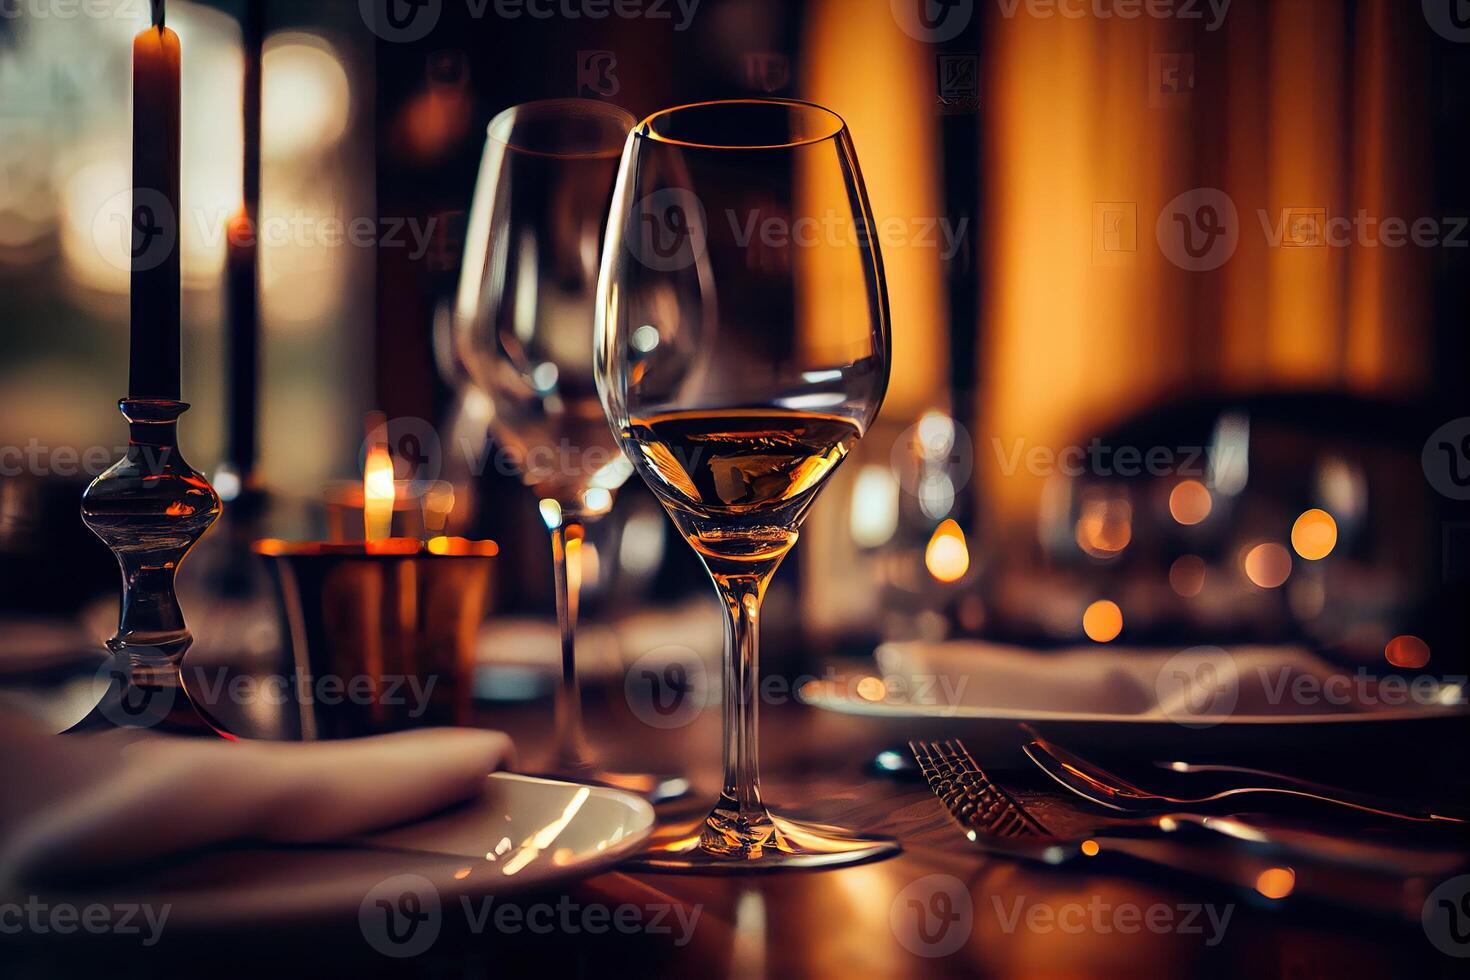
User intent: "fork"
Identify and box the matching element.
[909,739,1049,837]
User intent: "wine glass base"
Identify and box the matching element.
[622,809,900,873]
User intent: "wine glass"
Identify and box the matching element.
[457,99,685,800]
[595,99,898,869]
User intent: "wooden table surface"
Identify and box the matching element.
[12,673,1464,980]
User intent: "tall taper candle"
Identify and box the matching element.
[223,0,263,487]
[130,0,182,401]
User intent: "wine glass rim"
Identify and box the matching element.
[486,98,637,159]
[634,98,849,150]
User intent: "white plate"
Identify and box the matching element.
[6,773,655,939]
[803,641,1467,723]
[799,641,1469,759]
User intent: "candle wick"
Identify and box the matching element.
[151,0,164,28]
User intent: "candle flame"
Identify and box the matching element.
[925,519,970,583]
[363,444,395,542]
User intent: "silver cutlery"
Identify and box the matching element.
[1024,732,1466,825]
[910,738,1461,920]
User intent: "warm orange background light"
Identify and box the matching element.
[925,520,970,583]
[1168,480,1213,526]
[1083,600,1123,643]
[1290,509,1338,560]
[1255,867,1296,900]
[978,0,1430,534]
[1244,543,1292,589]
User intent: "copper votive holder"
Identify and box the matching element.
[252,537,497,739]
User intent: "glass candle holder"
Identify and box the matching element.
[79,398,222,731]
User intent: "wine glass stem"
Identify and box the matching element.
[550,519,592,771]
[715,570,770,816]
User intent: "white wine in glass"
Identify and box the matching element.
[596,99,898,870]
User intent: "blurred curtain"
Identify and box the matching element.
[794,0,950,643]
[802,0,950,418]
[979,0,1434,527]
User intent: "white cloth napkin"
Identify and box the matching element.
[0,710,514,885]
[875,641,1366,718]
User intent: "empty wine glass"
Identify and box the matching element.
[457,99,684,800]
[596,99,898,869]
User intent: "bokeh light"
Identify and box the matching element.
[1384,635,1430,669]
[1168,479,1212,525]
[850,464,900,548]
[916,410,956,459]
[1169,555,1206,598]
[1075,494,1132,559]
[1243,543,1292,589]
[1255,867,1295,900]
[262,35,351,159]
[1290,508,1338,560]
[1082,600,1123,642]
[925,519,970,583]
